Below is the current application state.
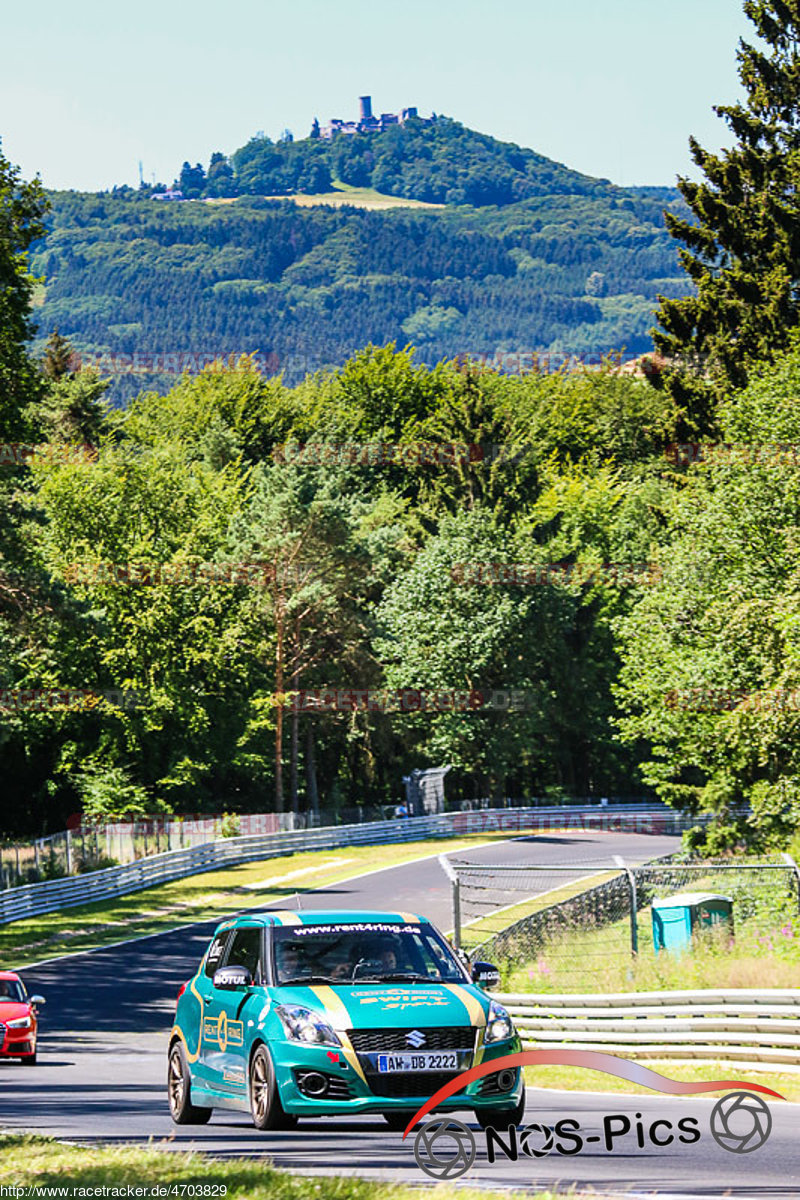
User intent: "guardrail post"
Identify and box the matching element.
[65,830,73,875]
[781,852,800,914]
[614,855,638,957]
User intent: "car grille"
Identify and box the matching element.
[0,1023,6,1045]
[367,1070,467,1098]
[348,1027,474,1053]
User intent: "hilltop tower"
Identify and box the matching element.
[359,95,373,122]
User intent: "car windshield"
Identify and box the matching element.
[0,980,25,1003]
[272,922,466,985]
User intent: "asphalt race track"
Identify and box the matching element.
[3,829,800,1198]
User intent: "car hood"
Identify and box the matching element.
[0,1002,30,1022]
[270,981,489,1030]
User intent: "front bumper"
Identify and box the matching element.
[0,1023,36,1057]
[272,1034,523,1115]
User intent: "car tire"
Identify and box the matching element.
[167,1040,212,1125]
[475,1091,526,1130]
[249,1045,297,1131]
[383,1111,417,1131]
[21,1053,37,1065]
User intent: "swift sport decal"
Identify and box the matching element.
[357,987,452,1012]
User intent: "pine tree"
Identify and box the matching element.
[652,0,800,433]
[42,328,77,380]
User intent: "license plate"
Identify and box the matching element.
[377,1052,459,1073]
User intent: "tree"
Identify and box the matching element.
[0,144,47,435]
[652,0,800,434]
[38,367,111,443]
[206,152,236,198]
[178,161,206,198]
[615,341,800,845]
[38,329,110,443]
[42,329,78,380]
[227,465,395,813]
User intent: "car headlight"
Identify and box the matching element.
[275,1004,342,1047]
[484,999,515,1044]
[6,1015,33,1029]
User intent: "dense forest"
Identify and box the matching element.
[30,180,685,400]
[5,0,800,858]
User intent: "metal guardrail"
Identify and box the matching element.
[0,803,677,926]
[495,989,800,1069]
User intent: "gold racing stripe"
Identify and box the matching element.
[310,985,367,1083]
[395,911,420,922]
[174,971,205,1063]
[443,983,488,1065]
[270,911,303,925]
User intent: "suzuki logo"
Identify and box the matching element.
[406,1030,426,1048]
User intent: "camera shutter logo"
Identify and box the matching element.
[413,1117,476,1180]
[710,1092,772,1153]
[519,1122,554,1158]
[406,1030,426,1048]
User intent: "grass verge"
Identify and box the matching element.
[0,1134,568,1198]
[523,1060,800,1101]
[3,832,513,968]
[501,910,800,993]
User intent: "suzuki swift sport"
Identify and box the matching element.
[168,910,523,1130]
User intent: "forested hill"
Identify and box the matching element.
[220,117,620,206]
[29,118,686,399]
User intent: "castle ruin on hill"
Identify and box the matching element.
[311,96,430,140]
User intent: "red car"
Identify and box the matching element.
[0,972,45,1064]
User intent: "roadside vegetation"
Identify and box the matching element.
[0,1135,559,1200]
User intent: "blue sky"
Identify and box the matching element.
[2,0,750,192]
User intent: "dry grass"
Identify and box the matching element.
[204,182,442,211]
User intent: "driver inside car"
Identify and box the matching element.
[274,941,310,982]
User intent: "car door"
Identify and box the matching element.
[201,924,264,1097]
[192,928,231,1092]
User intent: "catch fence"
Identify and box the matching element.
[442,852,800,991]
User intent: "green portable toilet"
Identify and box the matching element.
[651,892,733,953]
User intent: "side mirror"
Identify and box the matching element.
[29,995,46,1006]
[213,965,253,990]
[471,961,501,990]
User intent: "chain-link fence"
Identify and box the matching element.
[442,854,800,992]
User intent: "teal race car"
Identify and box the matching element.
[168,909,524,1131]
